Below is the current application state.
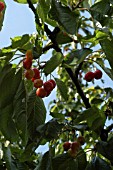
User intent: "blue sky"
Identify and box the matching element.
[0,0,113,153]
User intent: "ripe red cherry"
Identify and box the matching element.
[94,70,102,79]
[23,59,32,70]
[24,69,34,80]
[77,136,85,146]
[63,142,71,151]
[44,81,54,92]
[26,49,33,60]
[36,88,47,98]
[0,2,5,12]
[48,79,56,89]
[84,71,94,82]
[71,141,80,152]
[32,68,40,79]
[34,79,43,88]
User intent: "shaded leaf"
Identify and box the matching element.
[85,156,112,170]
[11,34,30,49]
[64,48,92,66]
[96,137,113,162]
[55,78,68,101]
[52,153,78,170]
[43,52,63,75]
[49,0,79,34]
[100,38,113,73]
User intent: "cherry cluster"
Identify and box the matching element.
[63,136,85,157]
[0,1,5,20]
[23,50,56,98]
[84,69,102,82]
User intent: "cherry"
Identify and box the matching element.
[44,81,54,92]
[34,79,43,88]
[24,69,34,80]
[32,68,40,79]
[84,71,94,82]
[0,2,5,12]
[71,141,80,153]
[94,70,102,79]
[48,79,56,89]
[23,59,32,70]
[26,49,33,60]
[36,88,47,98]
[63,142,71,151]
[77,136,85,145]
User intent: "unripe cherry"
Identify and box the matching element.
[24,69,34,80]
[34,79,43,88]
[84,71,94,82]
[36,88,47,98]
[94,70,102,79]
[26,49,33,60]
[23,59,32,70]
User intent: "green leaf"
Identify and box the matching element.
[36,0,50,23]
[90,1,110,26]
[0,67,22,108]
[85,156,112,170]
[77,149,87,170]
[55,78,68,101]
[52,153,78,170]
[43,52,63,75]
[11,34,30,49]
[100,38,113,73]
[96,58,113,80]
[14,0,38,4]
[38,151,52,170]
[49,0,79,34]
[75,106,105,130]
[96,137,113,162]
[37,119,64,141]
[56,31,73,44]
[27,90,46,140]
[0,103,18,142]
[64,48,92,66]
[3,146,17,170]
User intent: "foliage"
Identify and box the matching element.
[0,0,113,169]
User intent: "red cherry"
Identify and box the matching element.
[63,142,71,151]
[33,68,40,79]
[24,69,34,80]
[26,49,33,60]
[0,2,5,12]
[71,141,80,152]
[48,79,56,88]
[77,136,85,145]
[44,81,54,92]
[46,90,51,97]
[36,88,47,98]
[23,59,32,70]
[94,70,102,79]
[84,71,94,82]
[34,79,43,88]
